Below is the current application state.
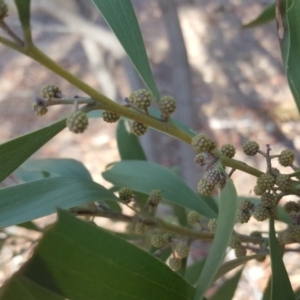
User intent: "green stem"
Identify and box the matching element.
[25,44,192,144]
[214,150,264,177]
[0,21,24,46]
[0,35,26,53]
[157,219,214,241]
[0,41,285,179]
[75,208,214,241]
[75,208,270,244]
[41,97,96,107]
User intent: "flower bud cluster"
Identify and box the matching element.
[236,199,254,224]
[118,187,134,204]
[0,0,8,19]
[66,111,89,134]
[159,95,176,120]
[145,189,162,213]
[192,134,230,195]
[278,224,300,245]
[253,190,277,222]
[167,239,190,271]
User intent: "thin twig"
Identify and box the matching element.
[35,96,96,107]
[72,207,214,241]
[0,21,24,46]
[228,168,236,177]
[265,144,272,173]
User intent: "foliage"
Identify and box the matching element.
[0,0,299,299]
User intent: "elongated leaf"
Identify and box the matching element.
[0,119,66,183]
[215,254,261,282]
[17,221,41,232]
[14,0,32,44]
[243,3,275,28]
[14,168,52,182]
[210,269,243,300]
[269,218,294,300]
[0,210,195,300]
[117,119,147,160]
[0,276,65,300]
[194,179,238,300]
[14,159,120,212]
[262,276,271,300]
[102,160,216,218]
[0,177,118,228]
[16,158,92,181]
[294,286,300,299]
[185,259,206,286]
[288,169,300,177]
[173,205,188,226]
[185,254,261,287]
[91,0,159,100]
[277,0,300,115]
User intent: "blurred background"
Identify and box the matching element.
[0,0,300,299]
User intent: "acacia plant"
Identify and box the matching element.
[0,1,299,299]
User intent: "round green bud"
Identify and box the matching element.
[159,95,176,118]
[194,153,205,165]
[102,110,120,123]
[220,143,236,158]
[135,222,147,235]
[256,173,275,192]
[270,167,280,176]
[66,111,88,133]
[256,255,267,262]
[236,210,251,224]
[32,102,48,116]
[192,134,216,153]
[148,189,162,206]
[204,169,221,186]
[242,140,259,156]
[253,204,271,222]
[288,211,300,224]
[269,206,277,218]
[130,121,147,136]
[229,236,241,249]
[168,257,182,271]
[279,227,300,244]
[39,84,61,99]
[239,199,254,211]
[150,233,167,248]
[118,187,133,204]
[278,149,295,167]
[278,230,291,245]
[284,201,300,213]
[234,245,247,258]
[260,192,276,208]
[253,185,264,196]
[129,89,152,109]
[187,211,201,225]
[162,232,174,243]
[275,174,292,191]
[250,231,262,238]
[217,176,226,190]
[236,199,254,224]
[0,1,8,19]
[208,218,217,233]
[197,178,214,196]
[288,224,300,240]
[174,242,189,259]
